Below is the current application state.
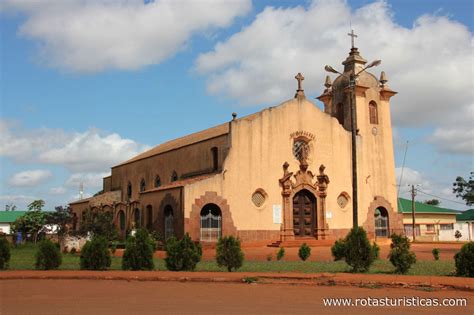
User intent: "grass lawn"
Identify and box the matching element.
[5,244,456,276]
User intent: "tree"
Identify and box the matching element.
[424,199,440,206]
[122,229,155,271]
[216,236,244,272]
[46,206,72,244]
[453,172,474,206]
[4,203,16,211]
[79,208,117,241]
[27,200,45,212]
[11,211,48,243]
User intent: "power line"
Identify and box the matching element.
[415,188,467,206]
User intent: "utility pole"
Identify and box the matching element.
[411,184,416,242]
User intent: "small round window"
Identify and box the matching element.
[337,192,349,209]
[252,189,267,207]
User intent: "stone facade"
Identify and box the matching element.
[70,45,403,243]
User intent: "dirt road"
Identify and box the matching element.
[1,280,472,315]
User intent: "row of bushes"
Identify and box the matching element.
[0,229,473,277]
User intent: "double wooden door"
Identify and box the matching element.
[293,190,316,237]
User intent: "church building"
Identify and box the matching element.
[70,41,404,244]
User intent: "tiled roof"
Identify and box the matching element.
[457,209,474,221]
[114,123,229,167]
[398,198,461,214]
[0,211,27,223]
[141,173,216,193]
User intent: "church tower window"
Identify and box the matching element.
[171,171,178,182]
[154,175,161,188]
[369,101,378,124]
[140,178,146,192]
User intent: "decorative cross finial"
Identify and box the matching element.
[295,72,304,91]
[347,29,358,48]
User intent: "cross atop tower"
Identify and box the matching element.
[294,72,305,99]
[295,72,304,91]
[347,29,358,48]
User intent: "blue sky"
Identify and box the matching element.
[0,0,472,211]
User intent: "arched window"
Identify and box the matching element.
[140,178,146,192]
[200,203,222,242]
[118,210,126,231]
[146,205,153,229]
[127,182,132,200]
[374,207,389,237]
[164,205,174,240]
[211,147,218,171]
[154,175,161,188]
[336,103,344,125]
[171,171,178,182]
[134,208,141,228]
[369,101,378,124]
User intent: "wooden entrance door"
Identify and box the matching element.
[292,190,316,237]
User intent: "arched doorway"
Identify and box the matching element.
[374,207,389,237]
[200,203,222,242]
[292,189,317,237]
[134,208,140,228]
[118,210,126,231]
[164,205,174,240]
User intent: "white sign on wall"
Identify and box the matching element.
[326,211,333,219]
[273,204,282,224]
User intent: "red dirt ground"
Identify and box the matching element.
[1,279,472,315]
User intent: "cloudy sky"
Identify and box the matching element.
[0,0,472,211]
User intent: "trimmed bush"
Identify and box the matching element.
[298,243,311,261]
[331,239,346,261]
[389,234,416,274]
[454,242,474,277]
[344,227,376,272]
[372,242,380,260]
[432,248,440,261]
[0,237,11,270]
[122,229,155,271]
[276,247,285,261]
[165,234,202,271]
[35,239,62,270]
[80,236,111,270]
[216,236,244,272]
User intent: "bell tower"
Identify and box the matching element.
[317,32,400,231]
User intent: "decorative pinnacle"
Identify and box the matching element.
[379,71,388,88]
[232,112,237,120]
[324,75,332,89]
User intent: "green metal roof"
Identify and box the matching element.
[0,211,28,223]
[457,209,474,221]
[398,198,461,214]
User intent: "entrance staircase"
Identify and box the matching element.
[267,238,333,248]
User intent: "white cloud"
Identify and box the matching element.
[0,194,37,205]
[1,0,251,73]
[395,167,433,193]
[196,0,473,154]
[49,186,67,195]
[0,120,150,172]
[65,172,110,190]
[8,169,53,187]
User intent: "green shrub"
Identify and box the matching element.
[216,236,244,272]
[331,239,346,261]
[80,236,111,270]
[122,229,155,271]
[0,238,11,270]
[372,242,380,260]
[35,239,62,270]
[388,234,416,274]
[165,234,202,271]
[276,247,285,261]
[298,243,311,261]
[432,248,440,261]
[454,242,474,277]
[344,227,376,272]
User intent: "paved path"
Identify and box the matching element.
[1,280,472,315]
